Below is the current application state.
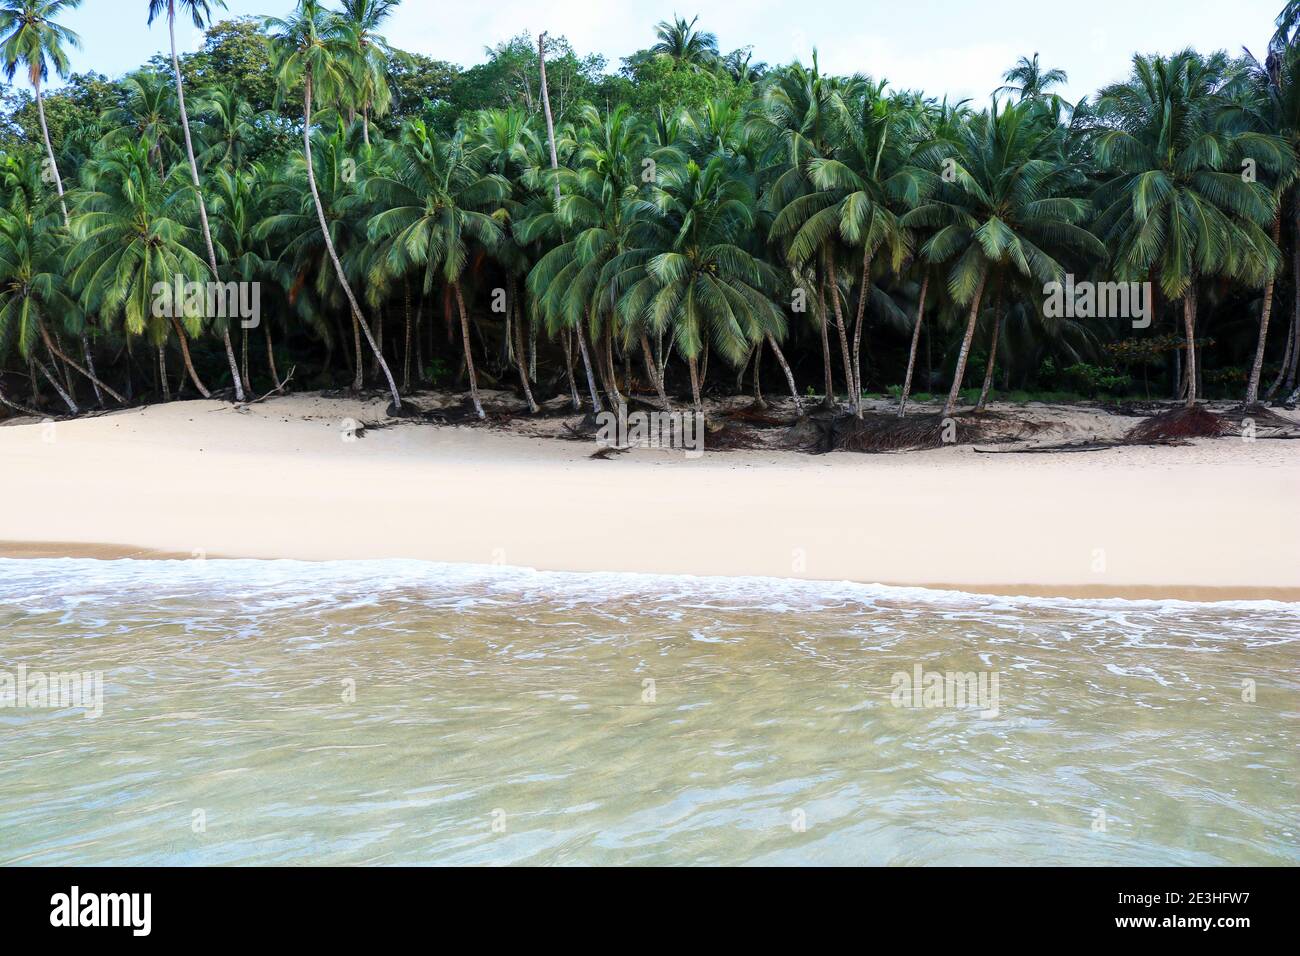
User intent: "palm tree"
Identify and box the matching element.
[67,140,215,401]
[996,53,1068,101]
[337,0,397,146]
[0,0,80,226]
[650,15,717,70]
[905,100,1105,417]
[806,79,928,415]
[617,155,786,413]
[147,0,248,402]
[1232,44,1300,405]
[266,0,401,409]
[366,121,508,418]
[1093,50,1288,406]
[763,54,850,406]
[97,70,178,176]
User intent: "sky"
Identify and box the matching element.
[20,0,1287,104]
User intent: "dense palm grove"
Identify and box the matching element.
[4,0,1300,422]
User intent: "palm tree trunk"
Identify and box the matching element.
[36,358,77,414]
[167,10,245,403]
[898,273,929,417]
[816,267,834,406]
[766,332,802,413]
[263,321,283,393]
[32,78,69,225]
[350,312,364,390]
[453,282,484,418]
[81,332,105,408]
[1182,285,1199,407]
[688,353,703,413]
[851,247,873,418]
[561,329,580,410]
[302,71,402,410]
[976,311,1002,411]
[942,265,990,418]
[168,318,212,398]
[603,323,624,406]
[158,346,171,402]
[513,294,538,413]
[575,322,603,412]
[642,333,668,407]
[240,322,250,394]
[827,253,855,408]
[1246,214,1282,406]
[403,281,413,392]
[751,339,765,407]
[38,322,128,405]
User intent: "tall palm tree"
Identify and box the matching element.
[1232,43,1300,405]
[338,0,397,146]
[147,0,247,401]
[266,0,401,409]
[995,53,1068,101]
[97,70,179,176]
[650,15,717,70]
[0,0,80,225]
[905,100,1105,417]
[1093,50,1287,406]
[366,121,508,418]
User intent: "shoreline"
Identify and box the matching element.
[2,392,1298,603]
[0,540,1296,602]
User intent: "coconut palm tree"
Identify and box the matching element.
[0,0,80,225]
[617,155,786,412]
[97,70,179,175]
[1093,50,1288,406]
[337,0,397,146]
[146,0,248,401]
[905,99,1105,417]
[649,15,717,71]
[996,53,1068,101]
[1230,44,1300,405]
[266,0,401,409]
[66,140,216,400]
[366,121,508,418]
[803,78,928,415]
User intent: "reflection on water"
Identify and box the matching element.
[0,559,1296,865]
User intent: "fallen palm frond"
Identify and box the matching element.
[794,411,1048,454]
[1123,405,1232,443]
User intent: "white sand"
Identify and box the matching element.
[2,392,1297,600]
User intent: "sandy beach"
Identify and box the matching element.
[1,392,1297,600]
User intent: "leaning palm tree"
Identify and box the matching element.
[266,0,401,409]
[0,0,80,225]
[366,121,508,418]
[147,0,247,401]
[1093,50,1288,406]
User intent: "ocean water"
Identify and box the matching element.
[0,558,1296,866]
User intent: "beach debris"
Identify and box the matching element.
[1123,404,1232,443]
